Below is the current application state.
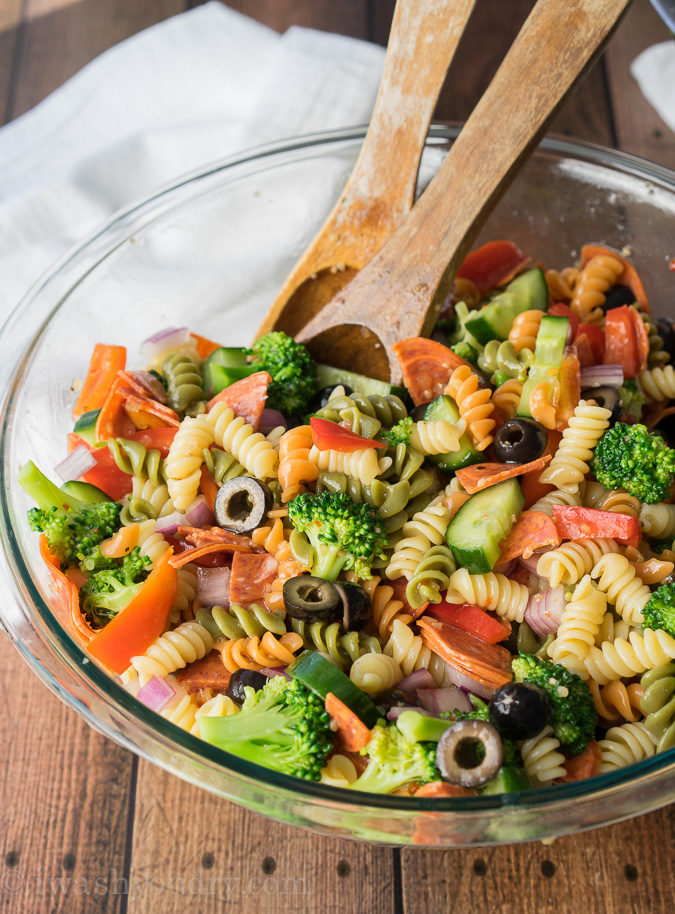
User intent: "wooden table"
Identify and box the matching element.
[1,2,673,912]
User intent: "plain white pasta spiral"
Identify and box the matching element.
[637,365,675,402]
[195,693,239,737]
[165,415,215,510]
[519,725,566,783]
[536,538,620,587]
[598,722,658,772]
[530,487,582,517]
[445,569,528,622]
[591,553,651,626]
[384,619,448,685]
[308,445,390,486]
[538,401,611,493]
[548,575,607,677]
[209,402,278,479]
[595,613,633,646]
[173,565,198,618]
[131,477,175,517]
[385,494,451,581]
[128,620,215,686]
[136,518,170,565]
[161,691,200,735]
[584,628,675,684]
[320,754,359,788]
[409,419,465,456]
[349,653,402,696]
[639,502,675,539]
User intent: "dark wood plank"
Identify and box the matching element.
[605,0,675,168]
[9,0,185,119]
[128,759,396,914]
[0,637,135,914]
[0,0,24,124]
[400,806,674,914]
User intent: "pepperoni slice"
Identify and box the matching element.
[392,338,475,406]
[207,371,271,429]
[455,454,551,494]
[229,551,278,604]
[177,650,232,693]
[497,511,560,564]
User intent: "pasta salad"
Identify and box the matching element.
[21,239,675,797]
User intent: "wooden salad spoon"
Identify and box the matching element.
[256,0,477,339]
[291,0,632,384]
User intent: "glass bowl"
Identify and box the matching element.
[0,126,673,846]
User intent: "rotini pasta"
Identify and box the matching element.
[353,574,412,640]
[219,631,303,672]
[595,612,633,646]
[349,652,402,696]
[290,618,380,668]
[308,444,389,487]
[584,628,675,683]
[640,662,675,751]
[477,339,533,382]
[209,402,278,479]
[196,603,287,641]
[590,680,644,723]
[320,754,359,788]
[107,437,165,486]
[277,425,318,502]
[637,365,675,402]
[492,378,523,419]
[639,311,670,368]
[591,553,651,626]
[406,544,456,610]
[162,351,203,414]
[536,538,621,587]
[570,254,624,323]
[445,569,528,622]
[136,518,171,566]
[639,502,675,539]
[530,487,582,517]
[385,493,452,583]
[538,401,611,492]
[519,725,566,783]
[583,481,640,518]
[528,382,557,430]
[444,364,496,451]
[598,721,658,772]
[127,620,215,686]
[384,619,448,685]
[508,309,543,354]
[165,415,214,510]
[202,446,247,486]
[545,266,579,302]
[548,575,607,677]
[161,691,200,735]
[409,420,465,456]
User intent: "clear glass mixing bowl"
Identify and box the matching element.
[0,126,673,846]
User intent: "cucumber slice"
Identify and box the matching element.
[316,364,406,401]
[423,395,482,471]
[480,766,531,795]
[202,347,254,398]
[287,651,379,727]
[72,409,100,445]
[464,268,548,344]
[445,478,525,573]
[517,314,569,419]
[60,480,112,504]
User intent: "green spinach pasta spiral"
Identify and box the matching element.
[107,437,165,486]
[640,662,675,751]
[478,339,533,381]
[290,618,380,668]
[162,351,204,414]
[202,446,248,486]
[196,604,287,641]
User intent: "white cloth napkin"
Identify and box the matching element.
[0,1,385,317]
[630,40,675,135]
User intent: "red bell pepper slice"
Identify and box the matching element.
[87,550,178,674]
[630,307,650,374]
[39,536,94,644]
[325,692,371,751]
[604,306,641,379]
[207,370,271,429]
[310,416,386,451]
[456,240,530,295]
[127,427,178,457]
[576,322,605,364]
[426,602,511,644]
[392,337,475,406]
[552,505,641,548]
[581,244,648,311]
[72,344,127,420]
[548,302,578,338]
[67,433,132,500]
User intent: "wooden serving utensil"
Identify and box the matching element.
[256,0,477,339]
[293,0,632,384]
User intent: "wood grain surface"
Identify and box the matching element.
[0,2,673,913]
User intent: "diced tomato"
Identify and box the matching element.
[207,370,271,429]
[456,241,530,294]
[190,332,222,359]
[581,244,648,311]
[561,740,602,781]
[67,433,132,500]
[392,338,475,406]
[310,416,386,451]
[576,323,605,364]
[552,505,641,548]
[229,552,278,603]
[427,602,511,644]
[604,306,639,379]
[548,302,578,338]
[72,343,126,419]
[556,351,581,429]
[573,334,594,369]
[497,511,560,563]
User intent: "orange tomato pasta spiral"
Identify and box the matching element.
[278,425,318,502]
[219,631,304,672]
[590,680,644,724]
[545,267,579,302]
[349,573,412,640]
[444,365,495,451]
[252,518,309,613]
[570,254,623,323]
[492,378,523,420]
[529,382,557,430]
[508,309,543,353]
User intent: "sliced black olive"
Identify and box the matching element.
[494,418,548,464]
[656,318,675,357]
[311,384,353,411]
[436,720,504,788]
[603,283,636,311]
[214,478,272,533]
[412,403,431,422]
[488,682,551,740]
[333,581,370,630]
[227,669,268,706]
[654,415,675,448]
[582,385,621,423]
[283,575,341,621]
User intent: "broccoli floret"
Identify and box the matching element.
[511,653,596,756]
[650,538,674,555]
[619,379,645,422]
[80,546,151,626]
[642,583,675,638]
[21,460,121,568]
[288,491,388,581]
[199,676,333,780]
[381,416,413,447]
[451,340,479,367]
[591,422,675,504]
[249,331,318,415]
[350,724,439,794]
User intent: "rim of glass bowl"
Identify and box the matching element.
[1,124,673,814]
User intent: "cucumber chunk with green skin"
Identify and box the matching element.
[72,409,100,445]
[480,766,531,794]
[60,480,112,504]
[287,651,379,727]
[423,395,482,471]
[517,314,570,419]
[445,478,525,574]
[316,364,406,401]
[464,268,548,345]
[202,347,255,397]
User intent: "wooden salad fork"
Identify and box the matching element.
[256,0,477,339]
[290,0,632,384]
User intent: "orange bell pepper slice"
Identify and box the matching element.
[72,343,126,420]
[325,693,371,752]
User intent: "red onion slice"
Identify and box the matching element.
[140,327,191,361]
[397,668,436,693]
[137,676,176,712]
[196,566,231,608]
[154,511,187,536]
[386,705,436,722]
[259,667,290,679]
[439,662,497,701]
[525,585,566,638]
[54,445,97,483]
[580,363,624,388]
[259,409,287,435]
[128,370,168,403]
[417,687,472,715]
[185,495,215,529]
[519,547,553,575]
